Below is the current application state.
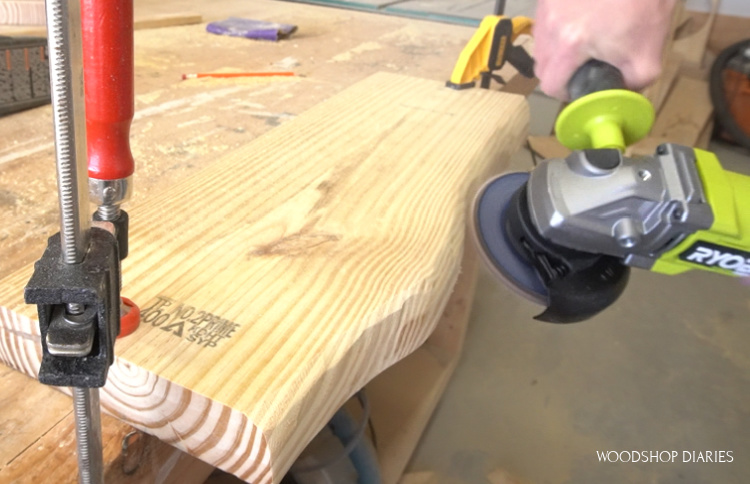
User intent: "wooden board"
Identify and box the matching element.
[1,12,203,37]
[0,72,528,482]
[629,76,713,156]
[0,5,493,479]
[0,363,214,483]
[133,13,202,30]
[0,367,215,484]
[1,240,480,483]
[527,135,570,160]
[201,241,480,484]
[0,0,44,26]
[369,238,479,484]
[0,1,481,280]
[500,74,539,98]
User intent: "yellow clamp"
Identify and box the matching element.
[447,16,533,89]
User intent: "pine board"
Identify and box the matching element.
[369,238,479,484]
[0,72,528,482]
[0,0,44,26]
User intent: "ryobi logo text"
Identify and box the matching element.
[679,241,750,276]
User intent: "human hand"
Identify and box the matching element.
[533,0,676,100]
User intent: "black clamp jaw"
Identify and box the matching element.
[94,208,129,259]
[24,226,122,388]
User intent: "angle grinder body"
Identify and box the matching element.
[472,60,750,322]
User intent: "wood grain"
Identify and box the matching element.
[527,135,570,160]
[369,238,479,484]
[0,364,215,483]
[0,3,480,280]
[1,12,203,37]
[0,72,528,482]
[0,0,44,26]
[0,5,495,479]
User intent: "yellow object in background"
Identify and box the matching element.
[446,16,534,90]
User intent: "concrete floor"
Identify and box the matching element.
[405,87,750,483]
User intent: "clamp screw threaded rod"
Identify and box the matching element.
[44,0,103,481]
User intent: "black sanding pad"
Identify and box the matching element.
[471,173,548,306]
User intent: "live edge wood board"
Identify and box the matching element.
[0,72,528,483]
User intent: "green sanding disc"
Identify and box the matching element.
[555,90,654,151]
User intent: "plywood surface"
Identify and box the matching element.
[0,0,480,280]
[0,72,528,482]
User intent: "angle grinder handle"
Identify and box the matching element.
[567,59,625,101]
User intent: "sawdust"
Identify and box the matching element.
[136,89,165,105]
[273,56,301,70]
[328,41,384,63]
[177,75,300,89]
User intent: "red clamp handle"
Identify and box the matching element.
[81,0,135,181]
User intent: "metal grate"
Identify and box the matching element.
[0,35,50,116]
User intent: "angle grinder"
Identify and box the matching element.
[472,60,750,323]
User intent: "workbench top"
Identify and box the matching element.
[1,0,480,278]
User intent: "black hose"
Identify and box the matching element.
[709,39,750,150]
